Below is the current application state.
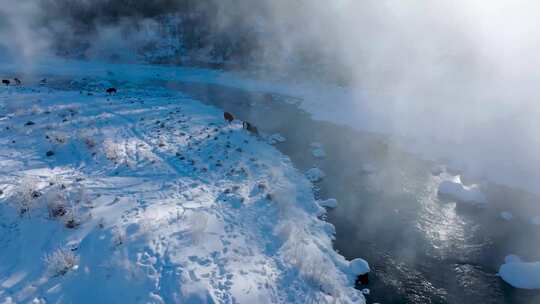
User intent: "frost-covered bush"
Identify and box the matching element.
[41,181,87,226]
[112,226,126,246]
[46,131,70,145]
[43,248,79,276]
[78,128,99,149]
[13,176,42,215]
[31,105,43,115]
[103,138,121,161]
[63,202,82,229]
[277,222,338,295]
[44,186,68,218]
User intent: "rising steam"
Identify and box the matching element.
[1,0,539,190]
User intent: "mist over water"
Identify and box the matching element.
[1,0,540,191]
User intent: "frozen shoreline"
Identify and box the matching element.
[0,72,365,303]
[2,56,536,196]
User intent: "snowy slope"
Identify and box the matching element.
[0,75,364,303]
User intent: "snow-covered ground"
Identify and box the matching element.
[0,70,366,303]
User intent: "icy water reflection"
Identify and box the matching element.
[167,80,540,304]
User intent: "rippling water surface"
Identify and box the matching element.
[168,81,540,304]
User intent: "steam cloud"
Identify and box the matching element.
[1,0,539,190]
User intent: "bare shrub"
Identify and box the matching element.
[44,187,67,218]
[14,177,42,215]
[43,248,79,276]
[112,226,126,246]
[78,128,98,149]
[63,201,82,229]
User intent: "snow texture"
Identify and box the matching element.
[0,64,366,303]
[267,133,286,145]
[349,258,370,276]
[305,167,326,183]
[318,198,338,209]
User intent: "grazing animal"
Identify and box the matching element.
[242,121,259,136]
[2,79,10,86]
[224,112,234,123]
[106,87,117,95]
[13,78,21,85]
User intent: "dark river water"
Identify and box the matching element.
[167,81,540,304]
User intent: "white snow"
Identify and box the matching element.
[500,211,513,221]
[499,256,540,289]
[305,167,326,183]
[348,258,370,276]
[318,198,338,209]
[0,68,365,303]
[267,133,286,145]
[437,179,487,205]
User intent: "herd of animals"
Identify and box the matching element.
[2,75,372,289]
[1,77,260,136]
[2,78,21,86]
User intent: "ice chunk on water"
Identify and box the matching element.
[437,180,487,204]
[267,133,286,144]
[305,167,325,182]
[312,148,326,158]
[499,257,540,289]
[349,258,370,275]
[318,198,338,208]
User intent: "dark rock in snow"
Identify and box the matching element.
[46,150,55,157]
[224,112,234,123]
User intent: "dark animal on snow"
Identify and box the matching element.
[106,87,117,95]
[224,112,234,123]
[242,121,259,136]
[2,79,10,86]
[13,78,21,85]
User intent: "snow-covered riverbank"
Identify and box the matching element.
[4,56,537,197]
[0,74,365,303]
